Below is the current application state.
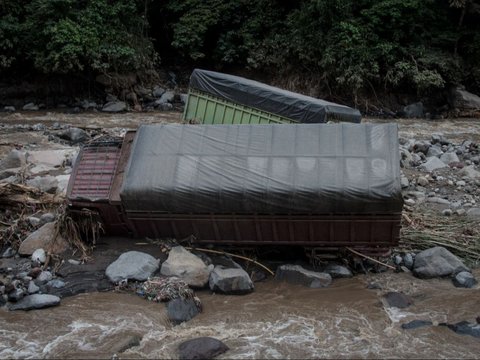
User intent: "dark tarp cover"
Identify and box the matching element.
[120,123,403,214]
[189,69,362,123]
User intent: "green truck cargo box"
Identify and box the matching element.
[183,69,362,125]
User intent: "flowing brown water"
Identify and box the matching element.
[1,270,479,359]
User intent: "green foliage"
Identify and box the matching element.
[0,0,157,74]
[1,0,480,99]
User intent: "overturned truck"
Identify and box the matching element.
[183,69,362,125]
[67,123,403,255]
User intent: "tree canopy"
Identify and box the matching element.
[1,0,480,100]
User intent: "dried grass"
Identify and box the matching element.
[399,208,480,266]
[55,205,104,261]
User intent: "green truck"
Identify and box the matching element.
[183,69,362,125]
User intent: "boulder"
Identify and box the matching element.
[36,271,53,284]
[102,101,127,113]
[105,251,160,283]
[209,266,254,294]
[452,271,477,288]
[403,253,414,270]
[28,281,40,294]
[155,91,175,104]
[383,291,413,308]
[413,246,469,279]
[22,103,39,111]
[0,149,26,171]
[421,157,447,172]
[324,263,353,278]
[152,86,166,98]
[449,87,480,110]
[443,321,480,338]
[26,175,58,193]
[18,222,68,256]
[161,246,213,287]
[402,102,424,118]
[9,294,60,311]
[460,166,480,180]
[440,152,460,165]
[426,145,443,158]
[39,213,56,225]
[401,320,432,330]
[275,264,332,288]
[4,105,15,112]
[27,149,77,168]
[80,100,98,110]
[166,298,200,325]
[466,208,480,217]
[58,128,89,144]
[178,337,229,360]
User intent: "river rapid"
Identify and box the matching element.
[1,112,480,358]
[1,269,479,359]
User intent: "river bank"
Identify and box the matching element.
[0,111,479,358]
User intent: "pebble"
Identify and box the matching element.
[31,248,46,264]
[404,253,414,269]
[36,271,53,283]
[404,198,415,206]
[456,180,466,187]
[417,176,429,187]
[456,209,466,215]
[28,281,40,294]
[442,209,453,216]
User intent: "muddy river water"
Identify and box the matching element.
[1,270,479,359]
[1,112,480,358]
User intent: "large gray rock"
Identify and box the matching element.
[0,149,26,171]
[23,102,39,111]
[460,165,480,180]
[58,128,89,144]
[403,102,424,118]
[19,222,68,255]
[413,246,469,279]
[152,86,166,98]
[452,271,477,288]
[155,91,175,105]
[178,337,229,360]
[166,298,200,324]
[102,101,127,113]
[440,152,460,165]
[449,87,480,110]
[209,266,254,294]
[27,149,77,168]
[275,264,332,288]
[383,292,413,308]
[426,145,443,158]
[161,246,213,287]
[9,294,60,311]
[466,208,480,217]
[26,175,58,193]
[421,157,447,172]
[324,263,353,278]
[105,251,160,283]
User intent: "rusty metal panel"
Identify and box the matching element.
[124,212,401,252]
[68,141,122,201]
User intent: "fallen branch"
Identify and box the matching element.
[346,247,396,270]
[185,247,275,276]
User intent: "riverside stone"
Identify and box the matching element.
[18,222,68,256]
[413,246,469,278]
[452,271,477,288]
[383,292,413,308]
[275,264,332,288]
[105,251,160,283]
[421,157,447,172]
[161,246,213,288]
[324,263,353,278]
[178,337,229,360]
[209,266,254,294]
[166,298,200,325]
[9,294,60,311]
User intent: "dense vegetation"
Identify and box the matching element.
[1,0,480,103]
